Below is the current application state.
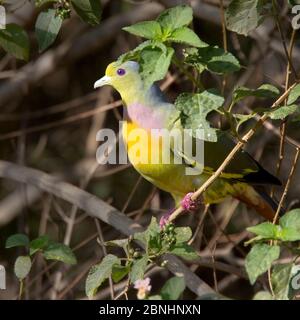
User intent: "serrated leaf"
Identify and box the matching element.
[160,276,185,300]
[271,263,294,300]
[140,45,174,88]
[175,90,224,142]
[233,84,279,103]
[174,227,192,243]
[157,5,193,31]
[0,24,29,60]
[245,243,280,285]
[71,0,101,25]
[169,243,199,261]
[129,255,149,284]
[35,9,63,52]
[6,234,29,249]
[267,104,298,120]
[85,254,120,298]
[225,0,265,36]
[112,264,130,283]
[43,243,77,265]
[29,235,50,255]
[184,46,240,74]
[168,27,207,48]
[287,83,300,105]
[247,222,279,239]
[123,21,162,40]
[14,256,31,280]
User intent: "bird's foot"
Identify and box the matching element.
[159,210,173,229]
[181,192,202,212]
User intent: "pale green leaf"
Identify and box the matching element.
[157,5,193,31]
[175,90,224,142]
[271,263,294,300]
[245,243,280,284]
[169,243,199,261]
[35,9,63,52]
[267,104,298,120]
[247,222,279,239]
[123,21,162,40]
[43,243,77,265]
[85,254,120,298]
[129,255,149,284]
[225,0,265,36]
[161,276,185,300]
[168,27,207,48]
[14,256,32,280]
[287,83,300,105]
[174,227,192,243]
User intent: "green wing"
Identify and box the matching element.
[171,128,280,185]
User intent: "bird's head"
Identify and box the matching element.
[94,61,143,103]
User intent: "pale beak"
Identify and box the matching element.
[94,75,111,89]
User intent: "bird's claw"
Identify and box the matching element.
[181,192,202,212]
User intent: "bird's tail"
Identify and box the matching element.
[234,186,284,221]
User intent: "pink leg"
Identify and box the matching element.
[181,192,202,212]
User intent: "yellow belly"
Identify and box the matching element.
[122,121,237,203]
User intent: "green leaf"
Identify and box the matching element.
[129,255,149,284]
[71,0,101,25]
[245,243,280,285]
[168,27,207,48]
[29,235,50,255]
[225,0,265,36]
[234,113,257,131]
[160,276,185,300]
[43,243,77,265]
[0,24,30,60]
[278,209,300,241]
[253,291,273,300]
[134,217,161,253]
[14,256,32,280]
[247,222,279,239]
[287,83,300,105]
[6,234,29,249]
[271,263,294,300]
[174,227,192,243]
[123,21,162,40]
[267,104,298,120]
[157,5,193,31]
[35,9,63,52]
[112,264,130,283]
[85,254,120,298]
[169,243,199,261]
[140,45,174,89]
[233,84,280,103]
[175,90,225,142]
[184,46,240,74]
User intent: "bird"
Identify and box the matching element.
[94,60,281,221]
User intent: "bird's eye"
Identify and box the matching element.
[117,68,126,76]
